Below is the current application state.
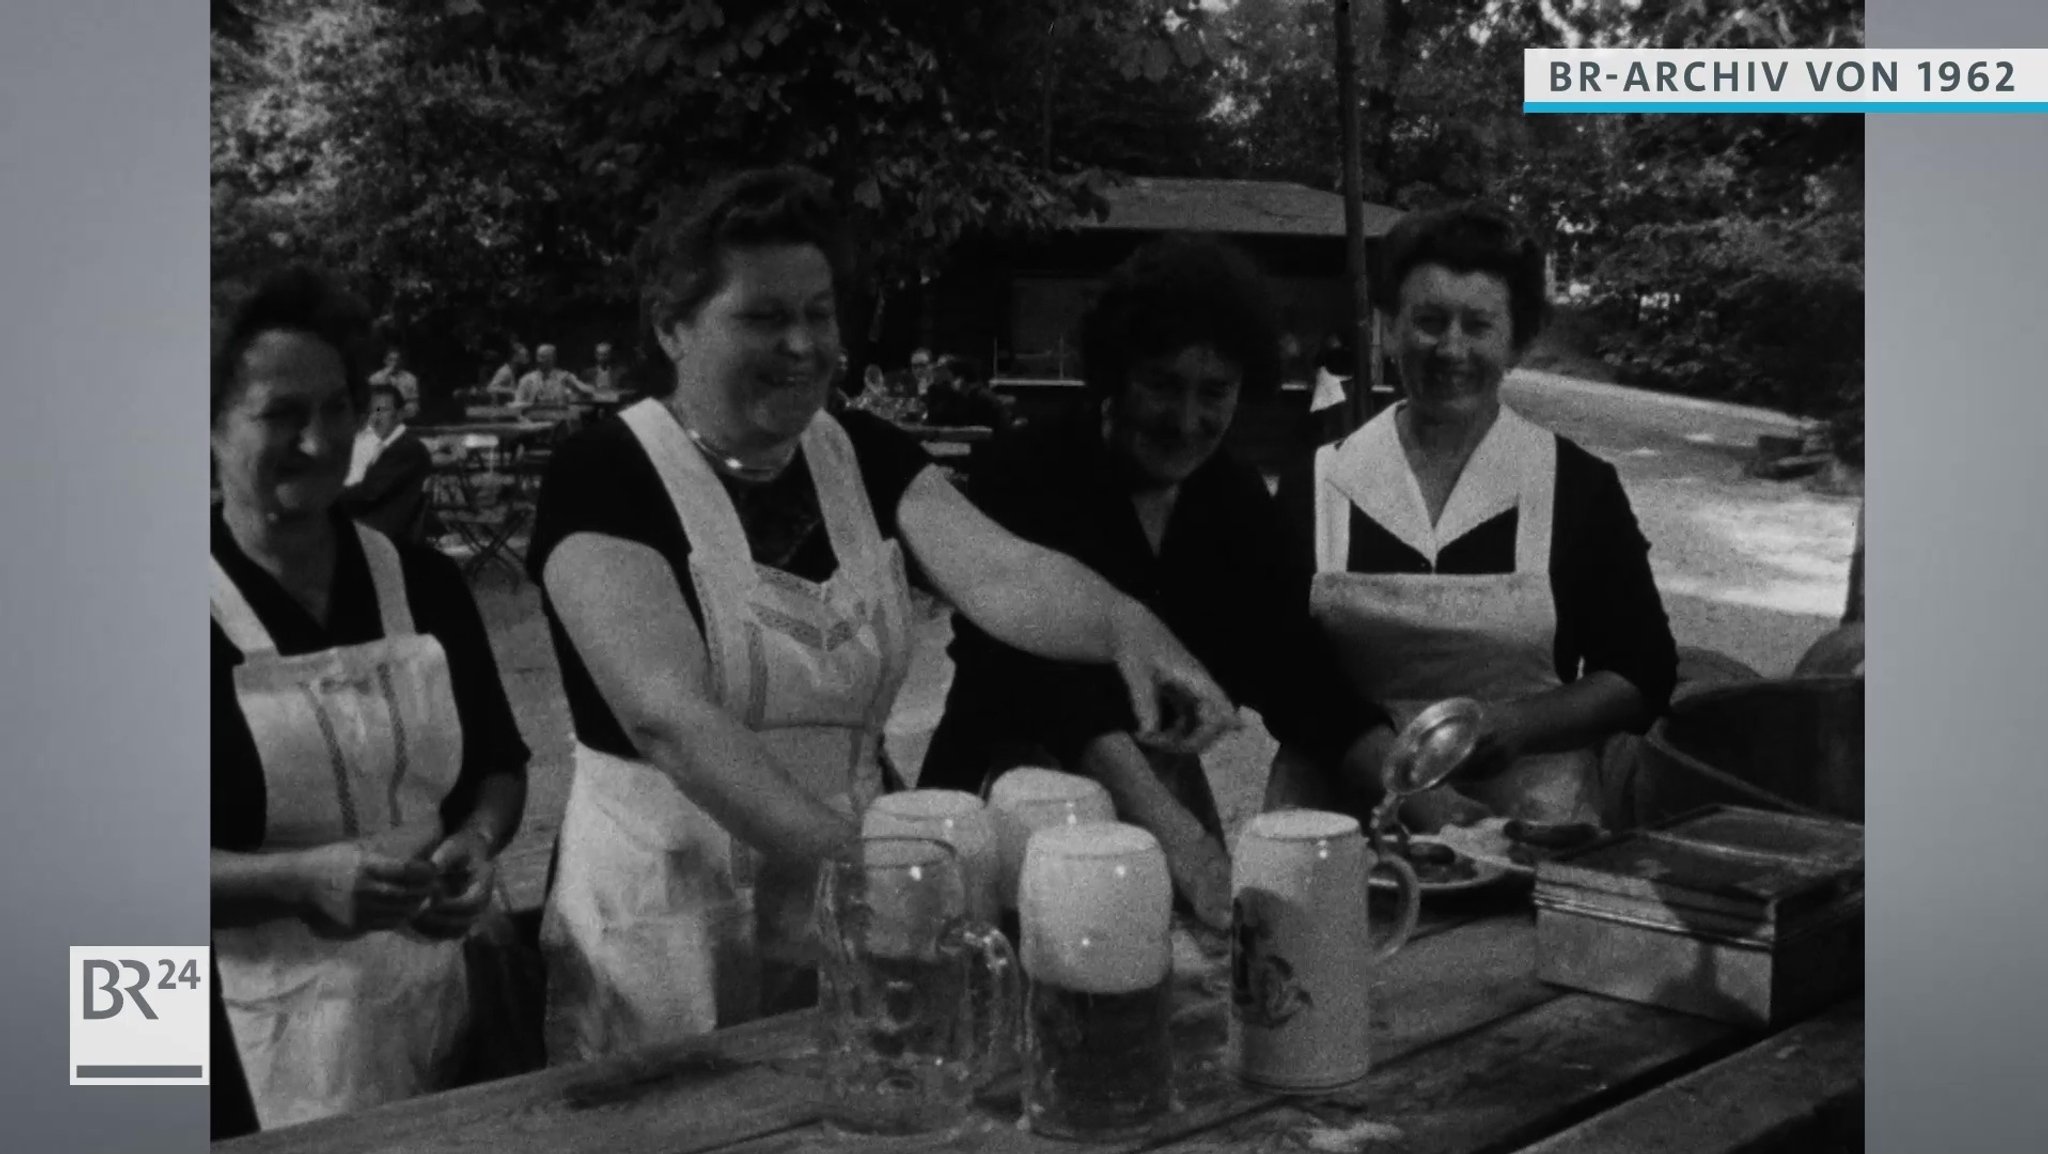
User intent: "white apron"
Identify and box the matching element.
[540,400,915,1063]
[211,523,469,1130]
[1309,405,1600,823]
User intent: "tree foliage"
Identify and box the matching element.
[213,0,1864,444]
[212,0,1230,395]
[1207,0,1862,450]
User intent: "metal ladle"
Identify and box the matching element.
[1366,697,1488,861]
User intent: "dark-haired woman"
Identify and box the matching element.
[527,167,1239,1061]
[1271,206,1678,831]
[209,267,530,1127]
[920,236,1393,930]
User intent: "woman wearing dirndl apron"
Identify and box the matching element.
[528,167,1242,1064]
[209,269,531,1131]
[1269,206,1680,831]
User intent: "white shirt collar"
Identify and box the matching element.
[1326,402,1543,563]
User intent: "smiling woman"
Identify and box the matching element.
[1269,205,1680,834]
[208,267,532,1132]
[920,236,1396,935]
[524,167,1242,1066]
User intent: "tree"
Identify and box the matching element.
[213,0,1865,446]
[214,1,1227,384]
[1568,0,1866,454]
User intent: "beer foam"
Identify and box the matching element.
[989,767,1107,808]
[1018,823,1171,994]
[1245,810,1360,843]
[868,789,983,822]
[988,769,1116,909]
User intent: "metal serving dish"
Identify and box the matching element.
[1383,697,1487,795]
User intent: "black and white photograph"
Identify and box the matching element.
[208,1,1866,1149]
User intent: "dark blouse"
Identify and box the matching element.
[210,511,532,852]
[920,406,1388,793]
[523,407,936,760]
[1271,430,1679,719]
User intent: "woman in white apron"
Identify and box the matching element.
[209,268,531,1131]
[527,166,1242,1064]
[1269,206,1679,830]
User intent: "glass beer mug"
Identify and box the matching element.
[1018,822,1177,1140]
[862,790,1003,926]
[813,837,1018,1138]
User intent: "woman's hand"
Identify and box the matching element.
[1108,600,1242,755]
[296,844,439,937]
[412,827,498,940]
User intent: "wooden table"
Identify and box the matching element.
[894,423,995,445]
[415,421,563,448]
[214,902,1862,1154]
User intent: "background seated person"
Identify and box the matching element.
[512,343,592,411]
[481,342,529,403]
[368,348,420,416]
[921,355,1012,430]
[337,384,434,544]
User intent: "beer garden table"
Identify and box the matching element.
[212,900,1864,1154]
[411,420,566,583]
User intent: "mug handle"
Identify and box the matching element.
[948,919,1020,1088]
[1366,853,1421,964]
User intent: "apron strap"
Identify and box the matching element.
[619,399,756,582]
[354,523,417,639]
[210,557,277,656]
[1508,412,1559,574]
[801,413,883,574]
[1311,439,1349,574]
[210,524,419,654]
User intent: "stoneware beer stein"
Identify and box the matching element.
[1018,821,1177,1140]
[1229,809,1421,1093]
[812,837,1019,1138]
[862,790,1003,926]
[985,768,1116,915]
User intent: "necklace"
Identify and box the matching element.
[666,402,796,483]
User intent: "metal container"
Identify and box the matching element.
[1638,677,1864,824]
[1533,805,1863,1030]
[1384,697,1486,795]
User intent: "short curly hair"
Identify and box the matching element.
[633,166,854,398]
[1078,235,1283,402]
[210,266,374,421]
[1372,205,1550,350]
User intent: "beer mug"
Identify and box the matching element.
[813,837,1018,1138]
[1018,822,1176,1140]
[1229,810,1421,1093]
[862,790,1003,925]
[986,768,1116,920]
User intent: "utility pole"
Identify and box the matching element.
[1334,0,1373,429]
